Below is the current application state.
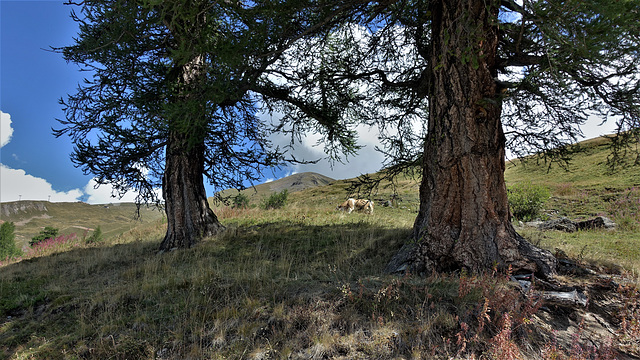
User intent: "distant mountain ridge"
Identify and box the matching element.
[215,172,336,203]
[265,172,335,193]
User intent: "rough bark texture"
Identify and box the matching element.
[159,54,225,252]
[391,0,556,278]
[159,132,225,251]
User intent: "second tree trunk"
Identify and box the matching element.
[408,0,556,277]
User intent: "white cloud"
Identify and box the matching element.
[83,179,164,205]
[0,164,83,202]
[83,180,138,204]
[0,165,161,204]
[582,114,618,140]
[271,121,387,180]
[0,110,163,204]
[1,111,14,148]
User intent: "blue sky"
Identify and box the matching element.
[0,1,619,205]
[1,1,92,202]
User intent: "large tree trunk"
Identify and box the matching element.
[391,0,556,278]
[159,53,225,251]
[159,131,225,251]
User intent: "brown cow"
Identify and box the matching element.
[336,198,374,214]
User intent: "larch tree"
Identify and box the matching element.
[265,0,640,278]
[0,222,21,259]
[406,0,638,278]
[55,0,364,251]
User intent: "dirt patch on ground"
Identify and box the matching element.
[14,214,52,226]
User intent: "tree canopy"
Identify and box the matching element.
[267,0,640,173]
[55,0,372,249]
[56,1,277,204]
[56,0,364,203]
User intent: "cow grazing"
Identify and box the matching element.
[336,198,374,214]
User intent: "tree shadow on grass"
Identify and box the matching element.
[0,219,413,358]
[0,219,409,325]
[214,220,411,276]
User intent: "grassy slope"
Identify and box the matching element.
[0,201,164,249]
[216,172,336,206]
[504,136,640,273]
[505,136,640,218]
[1,136,639,359]
[505,136,640,189]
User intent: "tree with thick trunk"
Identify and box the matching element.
[56,0,370,251]
[410,0,555,276]
[158,16,227,251]
[268,0,639,277]
[56,2,236,251]
[160,131,225,250]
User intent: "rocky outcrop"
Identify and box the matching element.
[537,217,578,232]
[575,216,617,230]
[526,216,616,232]
[0,201,48,218]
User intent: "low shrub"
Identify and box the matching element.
[30,226,59,246]
[263,189,289,210]
[232,192,250,209]
[507,182,550,221]
[86,226,103,244]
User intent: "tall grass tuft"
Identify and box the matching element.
[607,187,640,231]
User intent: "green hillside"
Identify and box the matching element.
[1,135,639,359]
[505,136,640,189]
[505,136,640,219]
[0,201,164,249]
[216,172,336,206]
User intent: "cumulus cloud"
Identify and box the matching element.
[83,179,163,205]
[1,110,163,204]
[1,111,14,148]
[0,110,81,202]
[83,180,138,204]
[0,111,81,202]
[583,114,618,139]
[0,164,83,202]
[271,121,387,180]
